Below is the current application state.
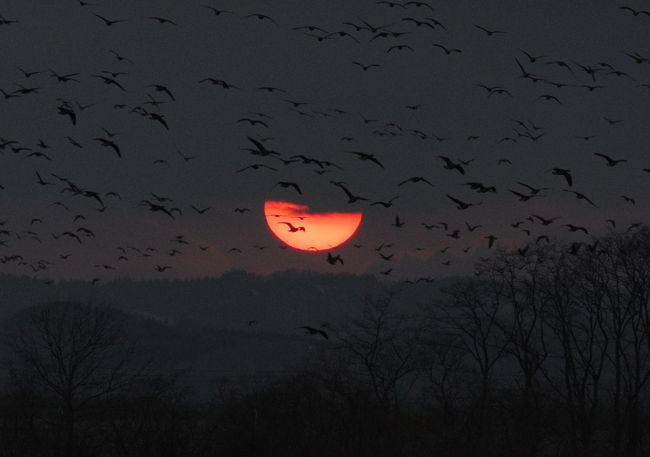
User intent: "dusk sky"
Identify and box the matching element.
[1,0,649,280]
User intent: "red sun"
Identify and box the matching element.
[264,200,362,251]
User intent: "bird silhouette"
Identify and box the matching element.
[345,151,384,168]
[532,214,559,225]
[550,168,573,187]
[387,44,414,53]
[247,136,279,156]
[508,189,536,202]
[93,137,121,158]
[278,222,305,232]
[93,13,127,26]
[517,182,549,195]
[562,190,597,207]
[326,252,344,265]
[536,94,562,104]
[447,194,481,210]
[109,49,134,64]
[619,6,650,16]
[518,48,547,63]
[621,195,636,205]
[352,61,381,71]
[392,215,404,228]
[191,205,211,215]
[398,176,433,187]
[563,224,589,234]
[370,196,399,208]
[433,43,462,55]
[237,118,269,127]
[593,152,627,167]
[200,77,240,89]
[474,24,507,36]
[235,163,278,173]
[244,13,277,25]
[297,326,328,339]
[275,181,302,194]
[484,235,497,248]
[330,181,367,203]
[57,103,77,125]
[204,6,234,16]
[515,57,542,82]
[145,16,178,26]
[148,84,175,100]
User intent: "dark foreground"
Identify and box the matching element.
[2,228,650,457]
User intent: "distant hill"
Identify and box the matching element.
[0,270,448,394]
[0,270,447,331]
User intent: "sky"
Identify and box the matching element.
[0,0,649,281]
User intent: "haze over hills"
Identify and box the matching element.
[0,270,445,393]
[0,270,444,328]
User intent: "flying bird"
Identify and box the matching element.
[236,163,278,173]
[593,152,627,167]
[352,61,381,71]
[439,156,465,174]
[330,181,368,203]
[275,181,302,194]
[563,224,589,234]
[618,6,650,16]
[484,235,497,248]
[474,24,507,36]
[247,136,279,156]
[109,49,134,64]
[203,6,234,16]
[551,168,573,187]
[191,205,211,215]
[278,222,306,232]
[148,84,175,100]
[145,16,178,26]
[244,13,277,24]
[237,117,269,127]
[93,13,127,26]
[370,196,399,208]
[518,48,547,63]
[344,151,384,168]
[562,190,597,207]
[387,44,414,53]
[93,137,122,158]
[433,43,462,55]
[326,252,344,265]
[447,194,481,210]
[297,326,328,339]
[398,176,433,187]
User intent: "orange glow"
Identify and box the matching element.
[264,200,362,251]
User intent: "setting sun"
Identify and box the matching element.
[264,200,362,251]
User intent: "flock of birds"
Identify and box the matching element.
[0,1,649,287]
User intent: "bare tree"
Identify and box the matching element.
[436,277,510,453]
[5,301,136,457]
[594,228,650,457]
[535,243,610,457]
[335,292,428,412]
[419,327,467,454]
[478,247,549,457]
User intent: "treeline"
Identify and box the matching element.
[2,227,650,457]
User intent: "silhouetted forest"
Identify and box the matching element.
[3,227,650,457]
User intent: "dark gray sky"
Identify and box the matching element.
[0,0,649,280]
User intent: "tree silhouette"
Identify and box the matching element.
[5,301,136,457]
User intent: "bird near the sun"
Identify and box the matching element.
[264,200,362,251]
[278,222,306,232]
